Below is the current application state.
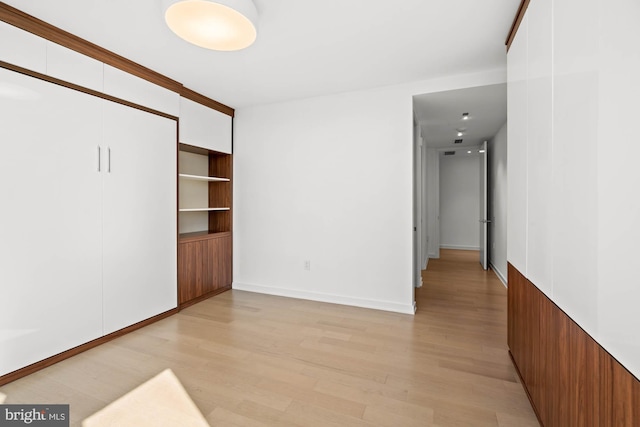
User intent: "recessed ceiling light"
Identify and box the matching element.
[479,149,486,153]
[462,113,469,120]
[467,150,472,154]
[457,131,464,137]
[164,0,258,51]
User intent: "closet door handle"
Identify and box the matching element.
[107,147,111,173]
[97,146,101,172]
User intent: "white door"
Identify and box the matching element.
[0,69,103,375]
[102,101,177,334]
[479,141,489,270]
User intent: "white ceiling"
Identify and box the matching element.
[4,0,520,109]
[414,83,507,150]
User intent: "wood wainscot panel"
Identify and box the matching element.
[508,264,640,426]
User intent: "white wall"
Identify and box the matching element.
[233,69,506,314]
[439,152,480,250]
[488,121,508,284]
[508,0,640,378]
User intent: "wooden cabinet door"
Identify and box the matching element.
[102,100,177,335]
[210,234,232,290]
[178,233,232,305]
[178,240,206,304]
[0,68,103,376]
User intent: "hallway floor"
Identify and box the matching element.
[416,249,538,425]
[1,249,538,426]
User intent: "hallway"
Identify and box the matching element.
[415,249,538,425]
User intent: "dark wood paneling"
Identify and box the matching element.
[505,0,530,51]
[178,232,232,307]
[508,263,640,426]
[0,308,178,386]
[209,153,233,233]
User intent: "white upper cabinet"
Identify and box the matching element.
[103,64,179,116]
[180,97,232,153]
[46,41,103,92]
[0,21,46,73]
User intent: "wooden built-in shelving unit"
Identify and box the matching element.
[178,143,232,308]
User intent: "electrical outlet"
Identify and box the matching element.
[304,260,311,271]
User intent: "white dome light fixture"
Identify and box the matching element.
[164,0,258,51]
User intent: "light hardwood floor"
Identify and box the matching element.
[1,249,538,426]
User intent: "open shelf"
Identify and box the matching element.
[178,145,232,237]
[179,173,230,182]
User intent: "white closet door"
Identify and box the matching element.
[101,101,177,335]
[0,68,103,376]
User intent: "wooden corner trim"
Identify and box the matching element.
[181,86,235,117]
[505,0,530,52]
[0,2,183,93]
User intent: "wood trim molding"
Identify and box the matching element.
[505,0,530,52]
[0,308,179,386]
[508,263,640,426]
[181,86,235,118]
[0,60,178,121]
[0,1,235,117]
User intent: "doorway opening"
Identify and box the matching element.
[412,83,508,292]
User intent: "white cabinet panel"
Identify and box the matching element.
[506,15,528,275]
[525,0,553,295]
[180,97,232,153]
[0,21,46,73]
[0,68,103,376]
[46,41,103,92]
[596,0,640,379]
[551,0,598,334]
[103,64,179,116]
[102,102,177,335]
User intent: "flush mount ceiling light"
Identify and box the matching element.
[164,0,258,51]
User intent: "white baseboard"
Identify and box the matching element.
[439,245,480,251]
[232,282,416,315]
[490,263,508,288]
